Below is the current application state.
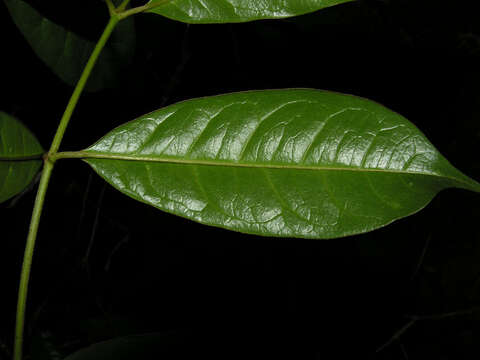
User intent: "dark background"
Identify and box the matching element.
[2,0,480,359]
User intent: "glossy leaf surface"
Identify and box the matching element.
[63,333,181,360]
[0,112,43,203]
[148,0,355,23]
[85,89,480,239]
[5,0,135,92]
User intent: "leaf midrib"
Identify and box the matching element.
[0,154,44,161]
[57,149,462,178]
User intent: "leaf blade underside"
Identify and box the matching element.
[5,0,135,92]
[84,89,480,239]
[148,0,355,24]
[0,112,43,203]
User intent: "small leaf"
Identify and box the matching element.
[0,111,43,203]
[63,332,183,360]
[148,0,355,24]
[5,0,135,92]
[84,89,480,239]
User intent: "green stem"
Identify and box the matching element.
[105,0,116,15]
[13,15,120,360]
[48,15,119,156]
[117,0,131,12]
[117,0,170,20]
[13,160,52,360]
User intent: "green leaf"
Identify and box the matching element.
[63,333,182,360]
[5,0,135,92]
[148,0,355,24]
[84,89,480,239]
[0,111,43,203]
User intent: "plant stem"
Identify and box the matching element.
[13,15,120,360]
[117,0,171,20]
[117,0,131,12]
[105,0,116,15]
[13,160,53,360]
[48,15,119,156]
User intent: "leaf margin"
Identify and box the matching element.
[147,0,356,24]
